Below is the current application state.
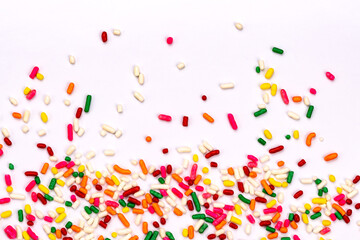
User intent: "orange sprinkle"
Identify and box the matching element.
[290,221,298,229]
[188,225,194,239]
[142,222,148,234]
[203,113,214,123]
[184,189,193,196]
[114,165,132,175]
[250,199,256,211]
[279,227,288,233]
[306,132,316,147]
[277,161,285,167]
[249,171,257,178]
[132,208,144,214]
[173,207,183,216]
[92,179,98,185]
[104,189,114,198]
[63,168,74,178]
[98,236,104,240]
[105,177,115,186]
[118,213,130,227]
[88,198,94,204]
[80,175,88,187]
[268,232,278,239]
[172,173,183,183]
[0,144,2,149]
[12,112,22,119]
[332,203,345,216]
[292,96,302,102]
[106,206,116,215]
[129,236,139,240]
[194,175,202,185]
[71,225,81,233]
[139,159,148,175]
[227,167,234,175]
[142,199,148,209]
[272,212,281,223]
[145,193,152,204]
[79,187,87,195]
[55,229,61,239]
[40,163,49,174]
[324,153,338,162]
[215,220,226,230]
[67,82,75,95]
[261,179,273,195]
[145,136,152,142]
[313,206,322,213]
[152,203,163,217]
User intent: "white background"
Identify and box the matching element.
[1,0,360,239]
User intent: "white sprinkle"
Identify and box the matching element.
[66,145,76,156]
[23,110,30,123]
[303,96,310,106]
[288,111,300,120]
[100,130,107,137]
[44,95,51,105]
[220,82,235,89]
[113,29,121,36]
[77,128,85,137]
[258,60,265,71]
[64,99,71,106]
[263,93,270,104]
[257,104,266,109]
[86,151,95,160]
[117,104,123,113]
[104,150,115,156]
[133,91,144,102]
[9,97,18,106]
[38,129,47,136]
[235,22,243,30]
[22,125,29,133]
[1,128,10,138]
[102,124,116,134]
[177,62,185,70]
[177,147,191,153]
[138,73,144,85]
[245,223,251,235]
[69,55,76,64]
[133,66,140,77]
[115,130,122,138]
[10,193,26,200]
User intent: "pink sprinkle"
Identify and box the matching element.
[67,124,73,141]
[159,189,168,197]
[25,180,37,192]
[166,37,173,45]
[31,192,38,202]
[293,235,301,240]
[247,161,257,168]
[263,208,277,214]
[247,155,258,162]
[227,113,238,130]
[29,66,39,79]
[284,219,290,227]
[0,197,11,204]
[44,216,53,223]
[105,200,118,207]
[148,206,155,214]
[163,237,170,240]
[27,227,38,240]
[195,186,204,192]
[171,188,183,198]
[334,194,345,201]
[158,114,172,121]
[320,227,331,235]
[339,199,346,206]
[179,182,189,190]
[26,89,36,100]
[280,89,289,105]
[190,164,198,180]
[160,166,166,178]
[26,214,36,221]
[93,198,99,207]
[213,214,226,226]
[309,88,317,95]
[0,148,3,156]
[4,226,17,239]
[213,208,223,214]
[66,161,75,169]
[55,161,67,169]
[70,195,77,202]
[274,221,282,230]
[223,205,234,211]
[277,205,283,213]
[202,193,211,199]
[326,71,335,81]
[5,174,12,186]
[246,214,255,224]
[205,210,218,218]
[330,213,337,221]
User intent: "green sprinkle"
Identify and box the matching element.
[158,177,165,184]
[266,226,276,233]
[287,171,294,184]
[323,187,328,193]
[204,217,214,223]
[315,179,322,185]
[127,202,135,208]
[310,212,322,220]
[238,194,251,204]
[90,206,99,213]
[65,201,72,207]
[9,163,14,170]
[144,231,153,240]
[335,211,343,220]
[149,190,163,199]
[149,231,159,240]
[262,188,276,197]
[105,238,111,240]
[258,138,266,146]
[285,134,291,140]
[51,227,56,233]
[305,210,310,214]
[65,221,73,229]
[165,232,175,240]
[34,176,41,184]
[256,66,260,73]
[318,189,323,197]
[79,172,84,178]
[44,194,53,201]
[272,47,284,54]
[84,95,92,113]
[119,199,126,207]
[65,156,71,161]
[191,192,201,212]
[306,105,314,118]
[49,178,57,190]
[192,214,206,219]
[198,223,208,233]
[280,238,291,240]
[288,213,294,221]
[72,172,79,178]
[84,206,92,214]
[254,108,267,117]
[18,210,24,222]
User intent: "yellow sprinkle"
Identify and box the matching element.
[111,232,118,238]
[302,213,309,224]
[336,187,342,194]
[234,204,242,215]
[38,184,50,194]
[230,216,242,225]
[203,178,211,185]
[40,112,48,123]
[78,165,85,172]
[111,175,120,186]
[48,233,56,240]
[55,213,66,223]
[36,73,44,80]
[269,178,281,187]
[122,207,130,213]
[51,167,58,174]
[57,179,65,187]
[329,175,336,182]
[56,207,65,214]
[322,220,331,226]
[95,171,102,179]
[312,198,327,204]
[1,210,12,218]
[264,129,272,139]
[24,87,31,95]
[22,231,30,240]
[260,83,271,90]
[223,180,235,187]
[202,167,209,174]
[293,130,299,139]
[265,68,274,79]
[266,199,277,208]
[6,186,13,193]
[25,204,32,214]
[182,228,188,237]
[193,154,199,162]
[261,238,267,240]
[281,182,288,188]
[304,203,311,210]
[271,84,277,96]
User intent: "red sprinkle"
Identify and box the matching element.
[310,88,317,94]
[269,145,284,154]
[205,150,220,159]
[4,137,12,146]
[101,31,108,43]
[76,107,83,119]
[162,148,169,154]
[37,143,46,149]
[298,159,306,167]
[201,95,207,101]
[294,190,303,199]
[182,116,189,127]
[166,37,173,45]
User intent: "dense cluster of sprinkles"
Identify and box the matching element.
[0,24,359,240]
